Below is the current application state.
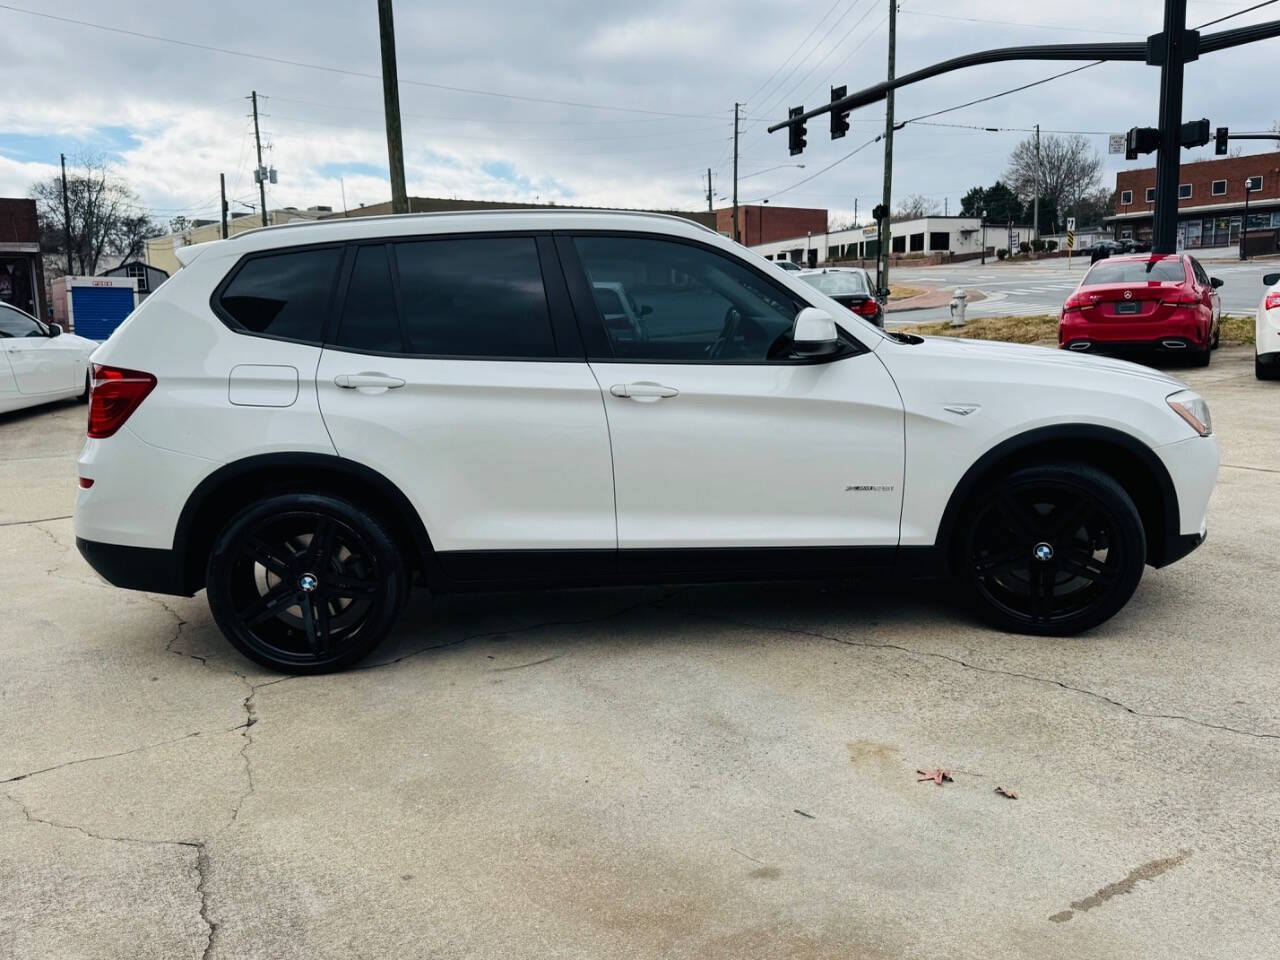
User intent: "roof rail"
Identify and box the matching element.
[228,207,721,240]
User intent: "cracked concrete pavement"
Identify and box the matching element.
[1,345,1277,959]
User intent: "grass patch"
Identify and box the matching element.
[899,314,1059,344]
[888,285,926,301]
[1219,313,1256,345]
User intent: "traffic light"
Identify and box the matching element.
[872,203,888,222]
[1125,126,1160,160]
[788,106,807,156]
[830,85,849,140]
[1215,126,1229,155]
[1179,118,1210,149]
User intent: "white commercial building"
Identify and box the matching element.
[750,216,1035,266]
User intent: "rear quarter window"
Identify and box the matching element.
[217,246,343,343]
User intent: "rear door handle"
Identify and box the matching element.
[610,381,679,402]
[334,373,406,392]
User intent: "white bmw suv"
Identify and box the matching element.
[75,210,1218,673]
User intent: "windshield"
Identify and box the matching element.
[1083,259,1186,285]
[799,271,870,296]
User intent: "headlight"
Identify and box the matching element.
[1167,389,1212,437]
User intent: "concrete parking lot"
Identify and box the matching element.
[2,346,1277,959]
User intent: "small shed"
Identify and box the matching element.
[99,260,169,300]
[51,276,140,341]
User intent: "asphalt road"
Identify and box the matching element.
[888,254,1277,326]
[2,348,1278,959]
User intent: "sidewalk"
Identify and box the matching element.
[886,287,987,313]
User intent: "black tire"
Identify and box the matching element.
[954,463,1146,637]
[205,493,408,674]
[1189,345,1211,367]
[1259,355,1280,380]
[1211,324,1220,350]
[78,370,90,402]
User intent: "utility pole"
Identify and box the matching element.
[732,102,741,242]
[59,153,73,275]
[251,91,268,227]
[1152,0,1187,255]
[706,167,713,212]
[377,0,408,215]
[877,0,896,295]
[1033,123,1041,244]
[854,198,859,226]
[220,173,228,239]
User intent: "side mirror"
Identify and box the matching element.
[1264,272,1280,286]
[1210,277,1224,289]
[879,288,891,300]
[792,307,840,357]
[47,322,62,337]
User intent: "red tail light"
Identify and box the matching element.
[1160,295,1199,307]
[1266,291,1280,311]
[87,364,156,438]
[850,299,879,318]
[1062,294,1094,313]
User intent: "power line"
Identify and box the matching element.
[265,111,721,143]
[743,0,852,107]
[266,94,713,127]
[1195,0,1279,28]
[899,10,1138,37]
[901,61,1105,125]
[0,2,733,121]
[743,133,881,203]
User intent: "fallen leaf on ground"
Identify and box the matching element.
[994,786,1018,800]
[916,768,952,786]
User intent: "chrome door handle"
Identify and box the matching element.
[610,382,679,402]
[334,373,406,391]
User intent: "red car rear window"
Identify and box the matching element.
[1083,260,1186,285]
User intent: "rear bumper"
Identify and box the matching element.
[1060,310,1211,351]
[1155,530,1207,568]
[76,537,193,596]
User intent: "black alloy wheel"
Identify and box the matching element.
[206,493,407,673]
[958,464,1146,636]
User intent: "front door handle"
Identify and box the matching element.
[610,381,679,402]
[334,373,406,393]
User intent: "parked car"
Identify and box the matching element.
[1060,253,1222,366]
[796,267,885,328]
[75,210,1218,673]
[0,303,95,415]
[774,259,803,272]
[1090,240,1124,263]
[1256,271,1280,380]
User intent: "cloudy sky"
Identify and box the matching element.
[2,0,1278,228]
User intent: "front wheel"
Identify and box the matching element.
[206,493,408,673]
[955,464,1146,636]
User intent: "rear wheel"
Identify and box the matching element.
[206,493,408,673]
[1258,354,1280,380]
[956,464,1146,636]
[78,370,90,402]
[1189,344,1211,367]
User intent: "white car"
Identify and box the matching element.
[1256,271,1280,380]
[0,303,96,415]
[74,210,1219,673]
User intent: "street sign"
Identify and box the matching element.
[1067,231,1076,250]
[1108,134,1126,155]
[1066,217,1076,231]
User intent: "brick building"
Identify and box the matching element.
[1107,152,1280,249]
[714,204,828,246]
[0,198,45,319]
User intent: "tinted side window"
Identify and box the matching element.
[219,247,342,342]
[335,244,401,353]
[572,236,799,362]
[0,306,44,338]
[1190,258,1210,286]
[392,237,555,358]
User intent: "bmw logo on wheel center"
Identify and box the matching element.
[299,573,319,593]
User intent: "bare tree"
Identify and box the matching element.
[30,153,162,276]
[1004,134,1103,217]
[892,193,939,221]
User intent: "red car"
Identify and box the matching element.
[1060,254,1222,366]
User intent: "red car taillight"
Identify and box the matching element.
[850,299,879,318]
[1062,294,1094,313]
[1266,291,1280,311]
[1160,295,1199,307]
[87,364,156,439]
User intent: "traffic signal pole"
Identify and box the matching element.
[1151,0,1189,254]
[767,4,1280,259]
